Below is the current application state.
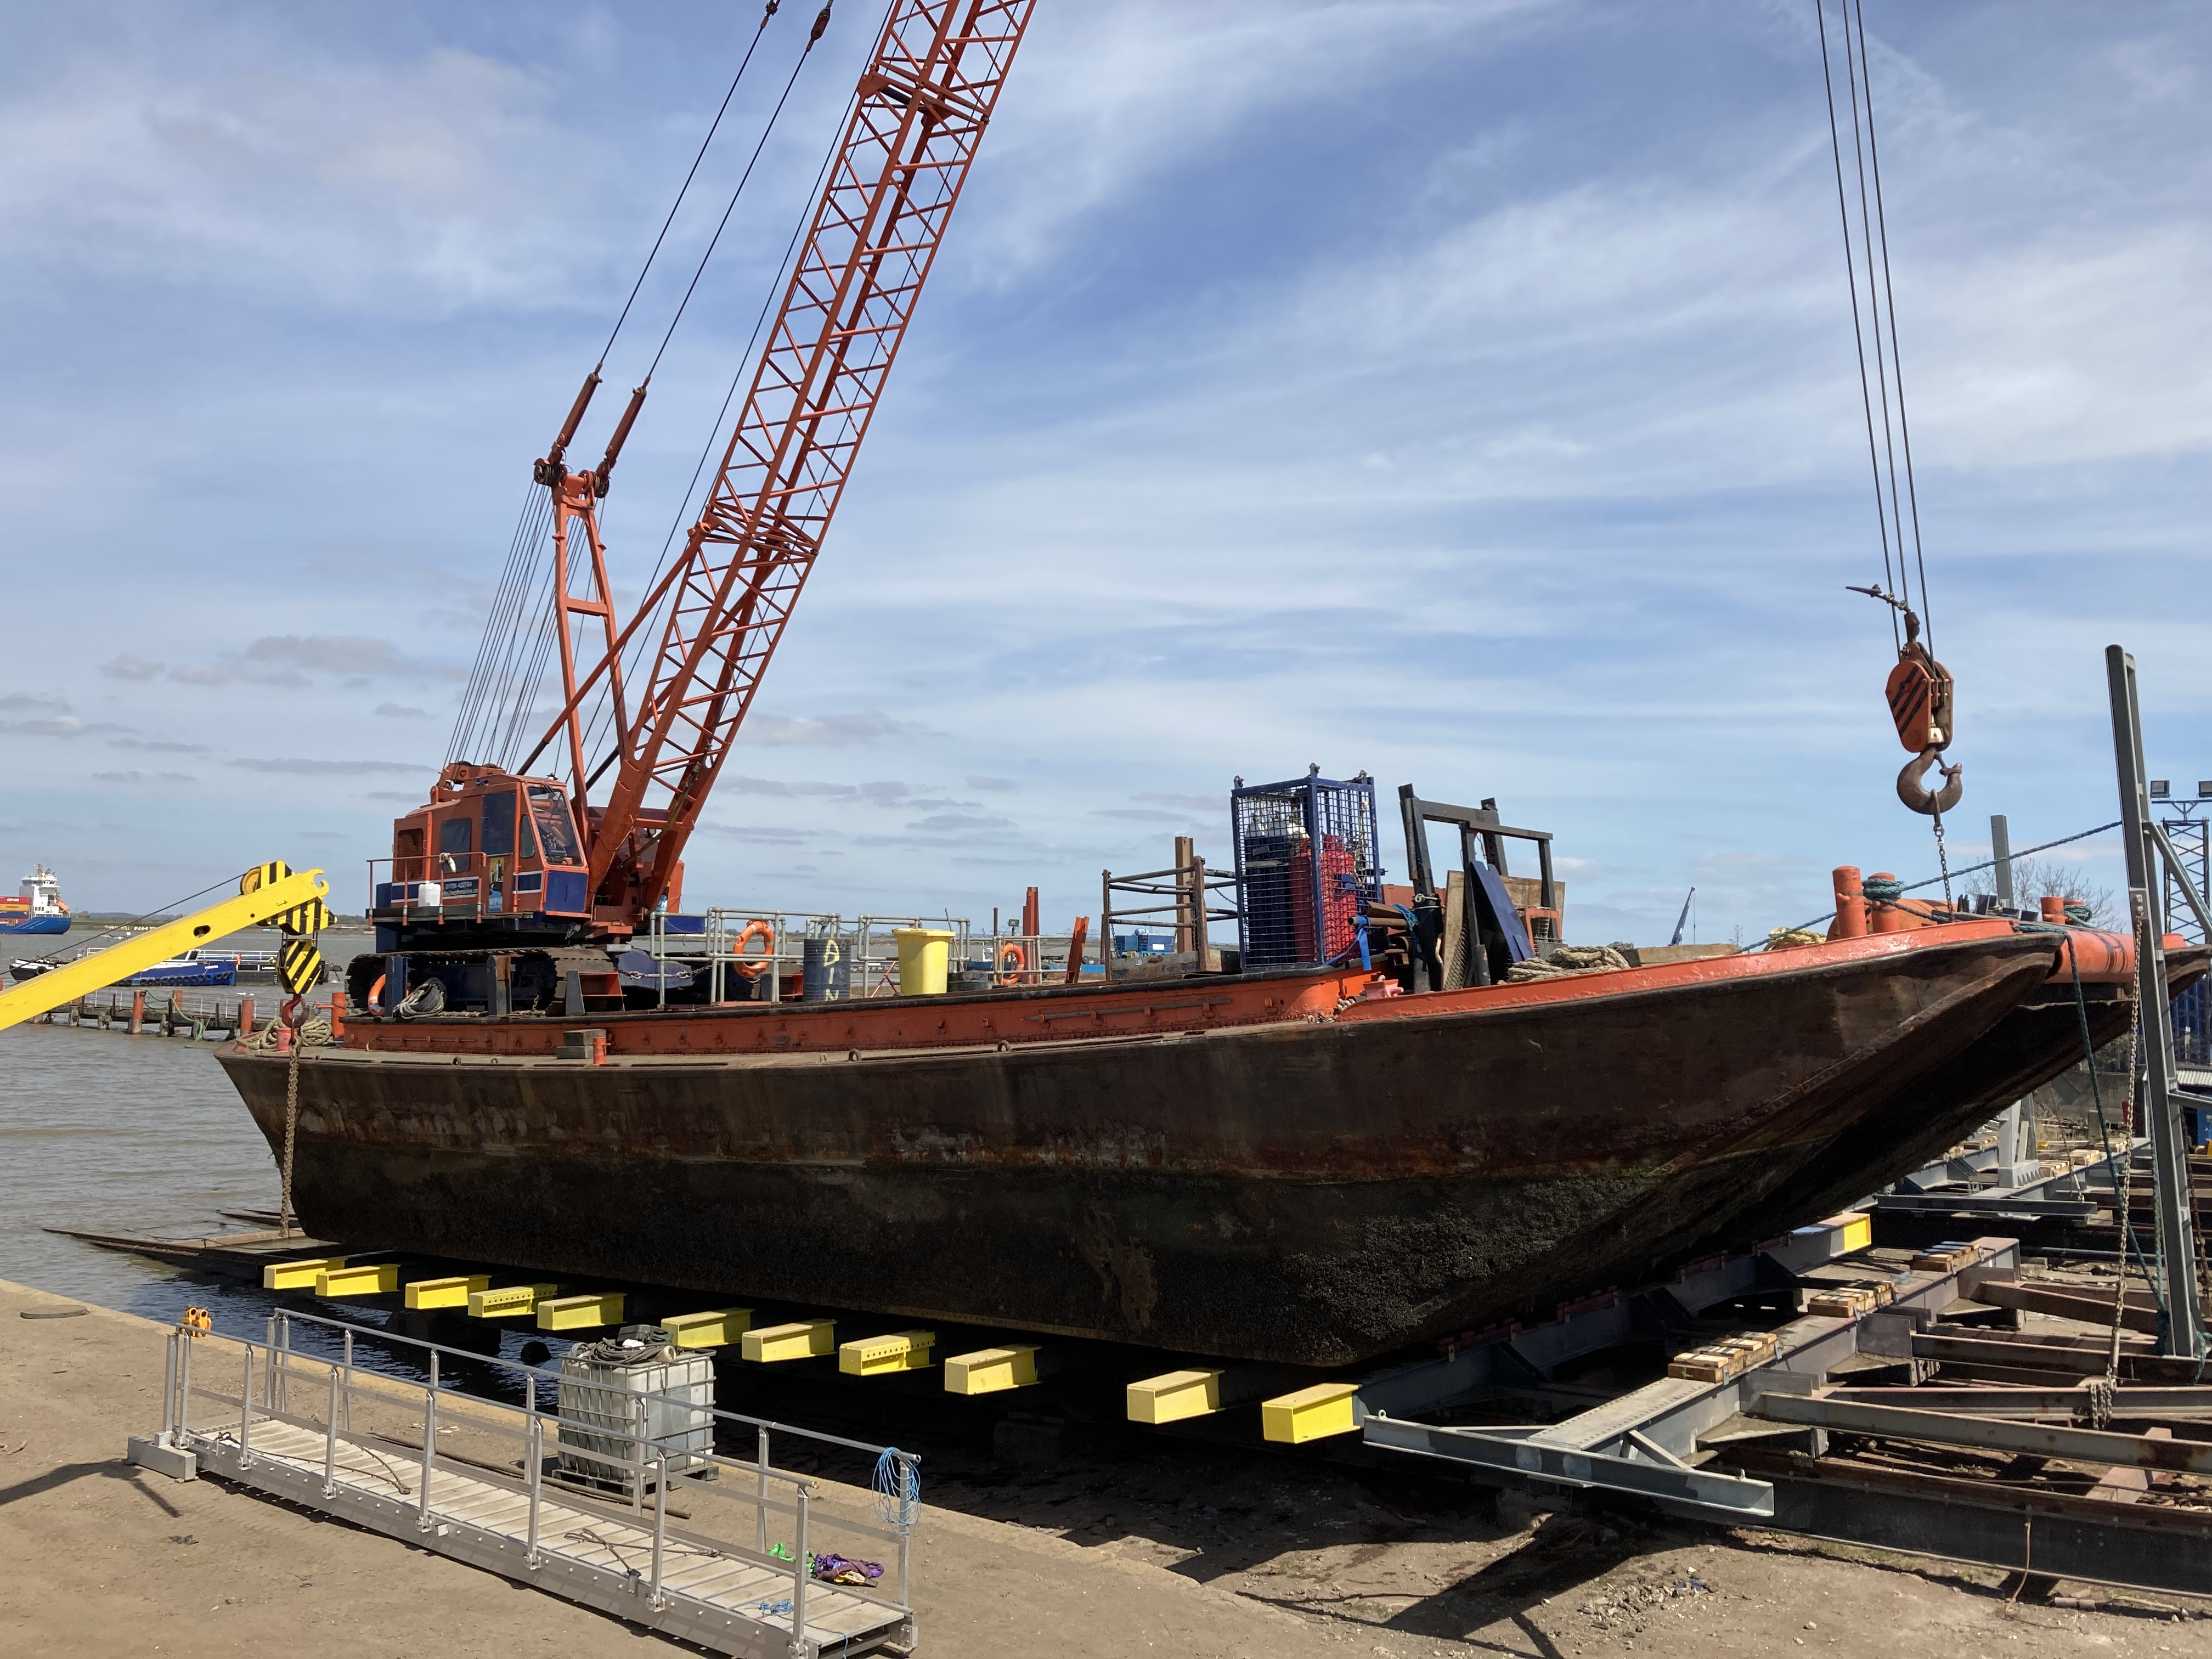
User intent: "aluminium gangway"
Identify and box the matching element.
[130,1313,918,1657]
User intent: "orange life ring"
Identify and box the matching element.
[733,918,776,980]
[995,940,1027,984]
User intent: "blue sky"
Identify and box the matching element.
[2,1,2208,943]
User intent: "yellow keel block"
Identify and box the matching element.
[1261,1382,1359,1444]
[262,1257,347,1291]
[741,1318,836,1363]
[662,1308,754,1349]
[839,1330,936,1376]
[467,1283,560,1318]
[404,1274,492,1311]
[1127,1369,1221,1425]
[944,1345,1039,1396]
[315,1263,399,1298]
[537,1292,625,1331]
[1826,1211,1874,1254]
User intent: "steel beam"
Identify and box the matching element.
[1761,1465,2212,1599]
[1750,1389,2212,1474]
[1363,1415,1776,1521]
[1824,1384,2212,1418]
[1872,1193,2099,1220]
[2107,644,2210,1358]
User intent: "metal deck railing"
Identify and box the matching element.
[137,1310,920,1657]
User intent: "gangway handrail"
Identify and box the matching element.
[269,1306,921,1470]
[154,1313,921,1650]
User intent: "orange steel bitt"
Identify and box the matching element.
[1867,872,1918,934]
[2040,895,2068,925]
[1829,866,1867,940]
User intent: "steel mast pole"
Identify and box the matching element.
[2106,644,2207,1358]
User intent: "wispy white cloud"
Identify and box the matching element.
[0,38,588,313]
[170,635,410,689]
[735,710,930,747]
[228,757,425,777]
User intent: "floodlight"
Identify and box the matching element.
[2151,780,2170,799]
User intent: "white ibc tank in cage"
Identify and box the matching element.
[556,1331,715,1494]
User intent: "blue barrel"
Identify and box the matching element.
[802,935,833,1002]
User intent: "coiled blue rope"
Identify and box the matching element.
[872,1447,919,1528]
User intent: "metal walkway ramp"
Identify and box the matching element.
[132,1316,919,1658]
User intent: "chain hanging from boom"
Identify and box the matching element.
[1818,0,1957,896]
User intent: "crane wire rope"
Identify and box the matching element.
[1814,0,1901,653]
[504,7,843,784]
[597,1,787,372]
[1817,0,1953,898]
[1839,3,1917,649]
[568,7,880,786]
[642,5,836,385]
[447,1,791,769]
[1848,0,1932,653]
[478,492,557,760]
[447,482,552,765]
[464,490,557,770]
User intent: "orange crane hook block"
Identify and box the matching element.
[1886,640,1962,815]
[1850,585,1961,817]
[1884,641,1953,755]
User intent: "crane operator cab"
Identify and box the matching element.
[357,763,667,1019]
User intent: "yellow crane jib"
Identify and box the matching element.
[0,864,331,1034]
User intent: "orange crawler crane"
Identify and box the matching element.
[364,1,1036,1013]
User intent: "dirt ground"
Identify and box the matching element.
[2,1277,2205,1658]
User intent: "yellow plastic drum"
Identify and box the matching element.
[892,927,955,996]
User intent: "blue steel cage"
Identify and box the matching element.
[1231,767,1382,970]
[2173,977,2210,1068]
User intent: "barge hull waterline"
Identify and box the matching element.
[218,931,2062,1365]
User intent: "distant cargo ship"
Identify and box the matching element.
[0,866,69,936]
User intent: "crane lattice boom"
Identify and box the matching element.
[584,0,1036,918]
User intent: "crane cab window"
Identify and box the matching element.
[526,783,582,866]
[481,789,517,859]
[436,812,473,874]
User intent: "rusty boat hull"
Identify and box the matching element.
[217,926,2072,1365]
[1712,946,2208,1249]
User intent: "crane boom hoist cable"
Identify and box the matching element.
[369,1,1036,1010]
[1816,0,1961,896]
